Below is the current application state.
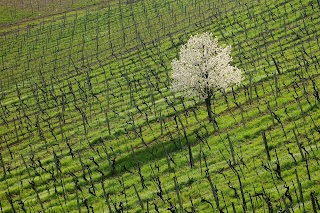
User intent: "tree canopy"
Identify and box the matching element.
[171,32,242,99]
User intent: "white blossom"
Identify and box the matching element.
[171,32,242,99]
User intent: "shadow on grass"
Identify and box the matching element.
[93,122,212,179]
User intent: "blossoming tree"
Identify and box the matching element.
[171,32,242,122]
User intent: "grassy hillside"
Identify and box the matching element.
[0,0,320,212]
[0,0,116,26]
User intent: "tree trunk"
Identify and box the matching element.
[205,96,213,122]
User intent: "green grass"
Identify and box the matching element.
[0,0,320,212]
[0,0,118,26]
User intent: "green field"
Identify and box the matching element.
[0,0,320,212]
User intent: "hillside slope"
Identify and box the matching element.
[0,0,320,212]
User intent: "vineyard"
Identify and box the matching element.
[0,0,320,212]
